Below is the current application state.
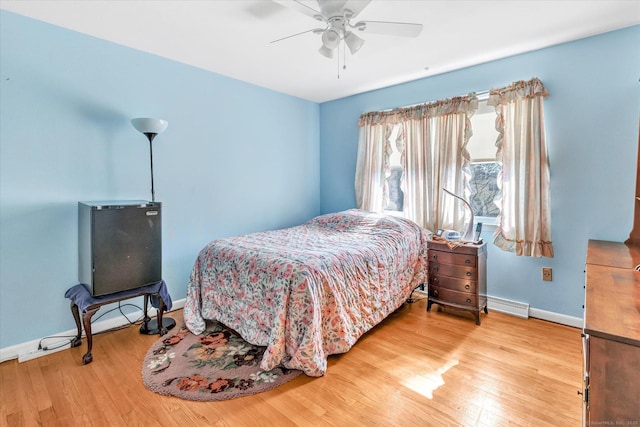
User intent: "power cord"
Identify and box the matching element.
[92,302,144,325]
[36,301,144,352]
[37,334,77,351]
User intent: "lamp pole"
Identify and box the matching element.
[144,132,157,202]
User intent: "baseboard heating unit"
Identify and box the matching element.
[487,296,530,319]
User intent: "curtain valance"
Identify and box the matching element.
[487,77,549,106]
[358,94,478,127]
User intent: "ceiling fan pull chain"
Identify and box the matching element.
[337,42,341,79]
[343,39,347,71]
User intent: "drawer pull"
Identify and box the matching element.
[466,271,472,277]
[465,259,471,264]
[432,255,438,260]
[433,267,439,273]
[466,298,472,304]
[433,277,439,284]
[433,290,439,298]
[465,284,470,290]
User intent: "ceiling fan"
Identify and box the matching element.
[271,0,423,59]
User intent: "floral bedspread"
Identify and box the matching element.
[184,209,429,377]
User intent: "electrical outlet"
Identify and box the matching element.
[542,267,552,281]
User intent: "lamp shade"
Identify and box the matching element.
[345,31,365,54]
[318,45,335,58]
[131,118,168,135]
[321,28,340,49]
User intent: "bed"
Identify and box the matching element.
[184,209,429,377]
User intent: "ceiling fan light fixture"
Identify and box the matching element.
[321,28,341,49]
[318,45,335,58]
[273,1,423,73]
[344,31,365,54]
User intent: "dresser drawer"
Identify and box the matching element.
[429,250,476,267]
[429,275,476,293]
[429,286,477,307]
[429,263,476,280]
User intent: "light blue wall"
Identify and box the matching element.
[1,10,637,351]
[0,11,320,349]
[319,25,640,318]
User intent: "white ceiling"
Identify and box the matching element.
[2,0,639,103]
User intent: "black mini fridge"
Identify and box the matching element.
[78,201,162,296]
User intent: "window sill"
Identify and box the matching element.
[475,216,497,233]
[383,211,498,234]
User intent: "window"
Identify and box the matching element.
[380,101,499,221]
[356,78,551,256]
[384,124,404,213]
[467,99,500,223]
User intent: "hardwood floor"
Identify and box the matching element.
[1,296,583,426]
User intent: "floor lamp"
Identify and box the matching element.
[130,118,168,203]
[131,117,176,335]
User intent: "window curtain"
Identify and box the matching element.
[355,95,478,231]
[354,119,394,212]
[488,78,554,257]
[402,97,477,231]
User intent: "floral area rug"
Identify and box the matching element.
[142,321,302,401]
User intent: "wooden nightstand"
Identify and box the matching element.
[426,240,488,325]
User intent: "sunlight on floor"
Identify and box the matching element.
[400,359,459,399]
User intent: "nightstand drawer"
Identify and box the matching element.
[429,250,476,267]
[429,275,476,293]
[429,263,476,280]
[429,286,477,307]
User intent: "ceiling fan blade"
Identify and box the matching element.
[270,28,324,44]
[342,0,372,19]
[355,20,423,37]
[271,0,323,21]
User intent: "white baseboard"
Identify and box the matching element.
[487,296,530,318]
[0,298,185,364]
[422,291,582,328]
[529,307,583,328]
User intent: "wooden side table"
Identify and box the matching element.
[64,281,174,364]
[426,240,488,325]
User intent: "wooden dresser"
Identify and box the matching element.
[582,240,640,425]
[426,240,487,325]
